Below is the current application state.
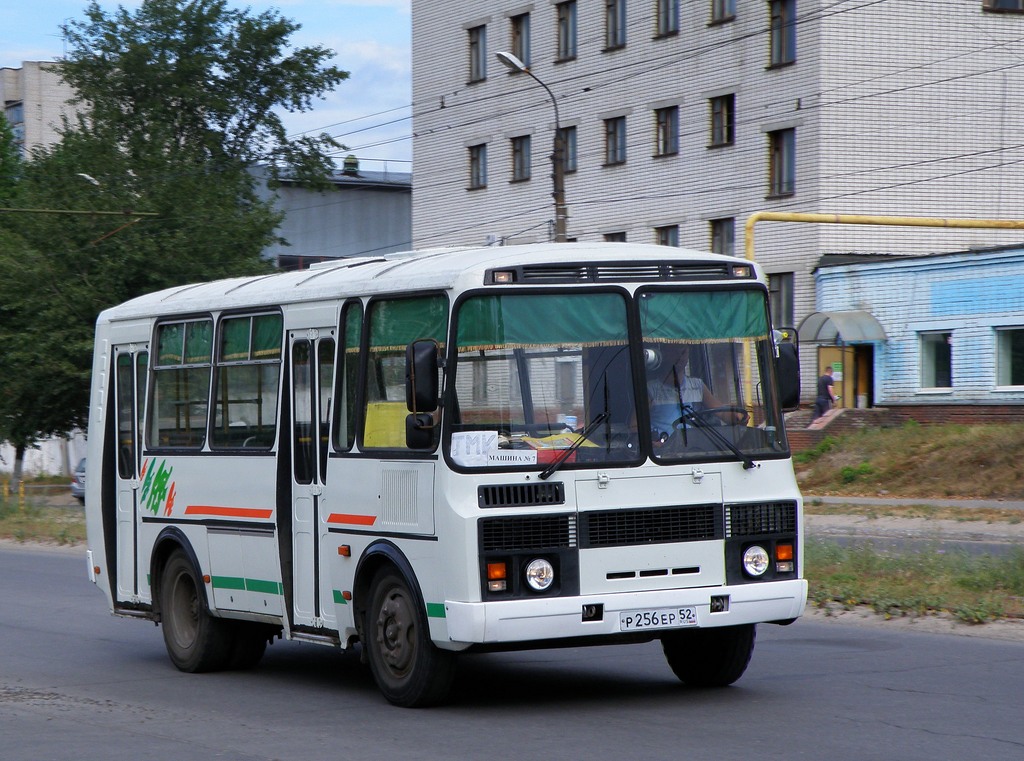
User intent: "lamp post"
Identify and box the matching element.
[495,51,568,242]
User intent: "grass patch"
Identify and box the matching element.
[0,498,86,546]
[806,538,1024,624]
[794,422,1024,500]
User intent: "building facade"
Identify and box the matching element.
[411,0,1024,397]
[811,246,1024,416]
[252,160,413,269]
[0,61,77,156]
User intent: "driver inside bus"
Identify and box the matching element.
[645,342,743,441]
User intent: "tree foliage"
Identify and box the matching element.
[0,0,349,473]
[61,0,349,184]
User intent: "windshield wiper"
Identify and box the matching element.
[538,412,610,481]
[677,405,756,470]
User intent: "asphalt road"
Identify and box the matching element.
[3,542,1024,760]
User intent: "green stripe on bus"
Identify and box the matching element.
[211,576,283,595]
[333,589,349,605]
[426,603,446,618]
[246,578,283,595]
[211,575,246,590]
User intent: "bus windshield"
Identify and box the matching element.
[450,291,642,469]
[448,287,787,471]
[638,287,788,463]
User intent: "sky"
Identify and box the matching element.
[1,0,413,173]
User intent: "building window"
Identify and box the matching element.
[996,328,1024,386]
[921,331,952,389]
[557,1,578,61]
[656,0,680,36]
[710,217,735,256]
[604,116,627,165]
[557,126,578,173]
[605,0,627,49]
[469,143,488,189]
[511,13,531,65]
[768,128,795,196]
[711,0,736,22]
[769,0,796,66]
[604,231,627,242]
[468,25,487,82]
[767,272,793,326]
[655,106,679,156]
[709,94,735,147]
[655,225,679,246]
[984,0,1024,12]
[511,135,531,181]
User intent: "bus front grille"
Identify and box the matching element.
[480,514,577,551]
[580,504,722,548]
[478,482,566,508]
[725,501,798,537]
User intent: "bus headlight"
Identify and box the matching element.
[525,558,555,591]
[742,545,770,577]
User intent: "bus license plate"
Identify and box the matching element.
[619,606,698,631]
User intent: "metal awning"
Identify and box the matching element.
[797,310,887,343]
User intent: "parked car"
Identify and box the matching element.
[70,458,86,504]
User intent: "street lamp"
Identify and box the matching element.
[495,51,568,242]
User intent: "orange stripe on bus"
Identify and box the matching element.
[184,505,274,519]
[326,513,377,526]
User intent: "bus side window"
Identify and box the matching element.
[362,295,447,450]
[332,301,363,451]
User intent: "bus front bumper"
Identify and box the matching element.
[442,578,807,645]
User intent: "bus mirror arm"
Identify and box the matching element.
[405,412,436,449]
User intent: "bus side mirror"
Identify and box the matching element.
[406,339,440,450]
[776,341,800,411]
[406,339,439,413]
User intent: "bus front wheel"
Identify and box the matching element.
[159,549,232,673]
[364,568,455,707]
[661,624,756,687]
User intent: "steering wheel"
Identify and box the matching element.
[672,405,749,428]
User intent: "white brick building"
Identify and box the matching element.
[412,0,1024,395]
[1,61,78,156]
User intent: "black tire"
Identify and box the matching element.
[159,549,233,673]
[661,624,756,688]
[228,623,272,670]
[364,568,456,707]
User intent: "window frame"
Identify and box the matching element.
[557,125,578,174]
[711,0,736,23]
[557,0,578,61]
[511,12,531,66]
[604,116,627,166]
[511,134,532,182]
[983,0,1024,13]
[709,93,735,147]
[468,25,487,83]
[656,0,680,36]
[469,143,488,189]
[148,317,215,451]
[654,106,679,157]
[769,0,797,67]
[995,326,1024,388]
[767,272,794,327]
[710,217,736,257]
[768,127,795,197]
[919,330,953,390]
[655,225,679,247]
[605,0,627,50]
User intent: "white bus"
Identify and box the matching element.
[84,242,805,706]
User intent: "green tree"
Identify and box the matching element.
[0,118,19,205]
[0,0,348,483]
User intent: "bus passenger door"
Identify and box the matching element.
[113,346,148,602]
[289,332,335,628]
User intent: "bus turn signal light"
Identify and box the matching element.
[775,543,794,561]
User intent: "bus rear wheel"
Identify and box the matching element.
[364,568,455,707]
[661,624,756,688]
[159,549,232,673]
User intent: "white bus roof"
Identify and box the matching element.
[97,242,761,324]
